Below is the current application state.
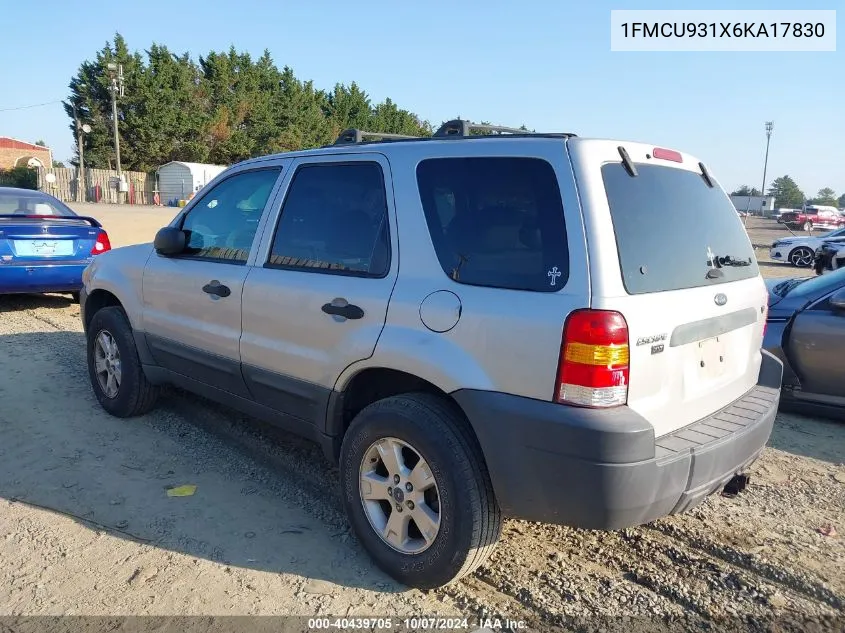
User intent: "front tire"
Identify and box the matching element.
[87,306,160,417]
[788,246,815,268]
[339,393,502,589]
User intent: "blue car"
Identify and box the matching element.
[0,187,111,299]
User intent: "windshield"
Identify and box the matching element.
[778,268,845,300]
[602,163,759,294]
[0,191,76,216]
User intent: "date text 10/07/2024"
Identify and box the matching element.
[307,617,528,631]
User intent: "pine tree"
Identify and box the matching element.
[64,34,433,170]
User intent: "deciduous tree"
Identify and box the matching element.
[766,175,805,209]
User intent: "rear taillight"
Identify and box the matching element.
[91,231,111,255]
[555,309,629,408]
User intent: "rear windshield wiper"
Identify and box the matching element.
[772,280,792,296]
[786,278,808,293]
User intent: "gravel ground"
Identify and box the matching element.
[0,211,842,631]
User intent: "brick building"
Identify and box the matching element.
[0,137,53,171]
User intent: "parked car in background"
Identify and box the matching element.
[766,207,800,220]
[0,187,111,300]
[770,226,845,268]
[764,268,845,420]
[778,205,845,231]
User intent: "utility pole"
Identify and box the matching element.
[106,62,125,203]
[73,103,89,203]
[761,121,773,202]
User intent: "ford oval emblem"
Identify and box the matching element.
[714,293,728,306]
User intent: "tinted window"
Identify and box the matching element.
[416,157,568,292]
[267,163,390,277]
[180,168,280,263]
[0,192,75,216]
[602,163,759,294]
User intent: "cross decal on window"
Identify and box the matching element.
[547,266,562,286]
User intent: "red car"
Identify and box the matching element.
[778,206,845,231]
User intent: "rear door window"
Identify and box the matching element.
[416,157,568,292]
[266,162,391,277]
[602,163,759,294]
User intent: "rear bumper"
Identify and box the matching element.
[452,350,783,530]
[0,262,88,294]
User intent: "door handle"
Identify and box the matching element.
[321,299,364,320]
[202,280,231,298]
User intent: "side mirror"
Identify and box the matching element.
[154,226,186,256]
[830,288,845,311]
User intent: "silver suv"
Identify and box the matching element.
[80,120,783,589]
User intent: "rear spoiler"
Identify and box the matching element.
[0,214,103,228]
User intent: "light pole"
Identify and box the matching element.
[106,62,125,202]
[73,103,91,203]
[761,121,773,201]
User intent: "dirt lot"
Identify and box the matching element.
[1,209,843,630]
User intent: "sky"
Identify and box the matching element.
[0,0,841,198]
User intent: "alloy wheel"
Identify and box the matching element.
[789,247,814,267]
[359,437,441,555]
[93,329,122,398]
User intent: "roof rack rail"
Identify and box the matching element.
[434,119,533,138]
[432,118,577,139]
[333,129,419,146]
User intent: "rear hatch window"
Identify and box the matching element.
[601,163,759,294]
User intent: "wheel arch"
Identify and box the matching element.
[324,366,484,465]
[83,288,125,333]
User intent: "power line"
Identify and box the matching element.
[0,100,63,113]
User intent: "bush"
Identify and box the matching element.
[0,166,38,190]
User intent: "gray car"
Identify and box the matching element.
[763,268,845,419]
[80,120,783,588]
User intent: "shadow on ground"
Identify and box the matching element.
[757,260,800,270]
[0,327,402,593]
[0,292,76,311]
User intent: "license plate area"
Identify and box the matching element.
[14,240,74,257]
[698,336,726,379]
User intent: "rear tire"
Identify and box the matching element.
[339,393,502,589]
[87,306,160,417]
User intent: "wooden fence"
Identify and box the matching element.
[37,167,156,205]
